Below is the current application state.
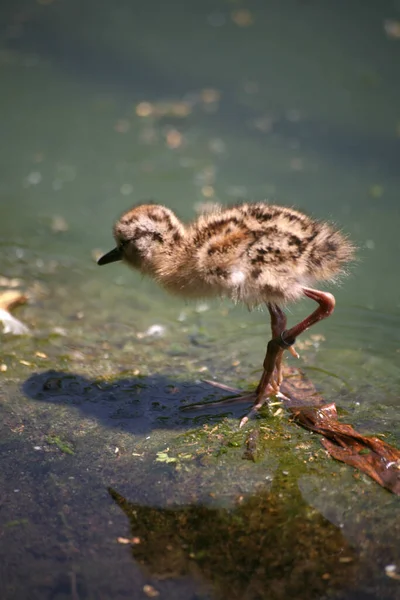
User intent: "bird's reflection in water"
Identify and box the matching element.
[109,476,356,600]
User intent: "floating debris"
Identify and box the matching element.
[384,19,400,39]
[0,277,23,288]
[385,564,400,580]
[137,324,166,339]
[50,215,69,233]
[165,128,183,149]
[296,333,325,351]
[120,183,133,196]
[200,88,221,104]
[0,291,29,335]
[25,171,42,186]
[209,138,226,154]
[114,119,131,133]
[135,100,191,119]
[143,584,159,598]
[195,302,210,313]
[201,185,215,198]
[118,536,139,544]
[193,200,221,215]
[91,248,105,263]
[231,9,253,27]
[136,102,153,117]
[369,184,384,198]
[365,239,375,250]
[194,165,216,187]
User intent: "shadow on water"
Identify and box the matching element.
[23,369,248,434]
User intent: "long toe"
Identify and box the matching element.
[239,396,269,428]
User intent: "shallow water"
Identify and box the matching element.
[1,1,400,599]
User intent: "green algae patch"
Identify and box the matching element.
[155,450,177,464]
[46,434,75,455]
[5,519,30,528]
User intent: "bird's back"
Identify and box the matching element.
[181,203,354,306]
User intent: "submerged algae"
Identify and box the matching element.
[109,472,356,600]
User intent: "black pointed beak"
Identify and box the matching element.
[97,247,123,266]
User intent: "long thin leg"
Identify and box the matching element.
[268,303,287,338]
[255,303,299,396]
[192,288,336,424]
[257,289,335,395]
[240,288,336,427]
[255,303,286,395]
[267,303,288,388]
[197,304,286,406]
[267,303,299,383]
[240,304,288,427]
[281,288,335,344]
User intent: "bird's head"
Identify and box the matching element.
[97,204,185,273]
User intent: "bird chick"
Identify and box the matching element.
[98,202,355,425]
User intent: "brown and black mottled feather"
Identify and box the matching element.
[98,201,355,425]
[110,202,354,307]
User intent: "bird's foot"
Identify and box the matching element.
[180,378,274,413]
[237,383,291,428]
[200,378,284,428]
[182,342,293,424]
[201,378,290,428]
[199,380,266,407]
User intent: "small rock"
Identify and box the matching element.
[0,309,30,335]
[138,324,166,338]
[143,584,159,598]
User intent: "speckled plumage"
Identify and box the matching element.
[98,201,355,426]
[108,202,354,307]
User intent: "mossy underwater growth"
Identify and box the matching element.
[109,472,356,600]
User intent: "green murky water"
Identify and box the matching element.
[1,1,400,598]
